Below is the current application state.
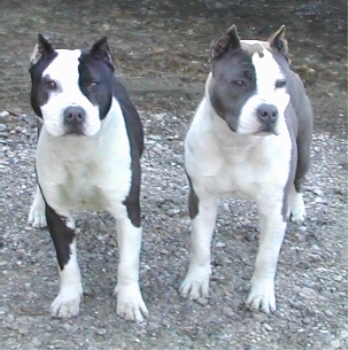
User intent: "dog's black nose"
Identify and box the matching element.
[63,106,86,126]
[257,104,278,125]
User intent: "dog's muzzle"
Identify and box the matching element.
[257,103,279,134]
[63,106,86,135]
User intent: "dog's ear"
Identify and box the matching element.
[210,25,241,60]
[30,34,54,66]
[91,37,114,70]
[269,25,289,61]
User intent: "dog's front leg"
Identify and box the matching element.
[246,204,287,313]
[113,205,148,322]
[180,190,218,300]
[45,203,83,318]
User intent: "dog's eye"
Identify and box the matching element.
[275,79,286,88]
[232,80,246,88]
[89,82,100,92]
[45,80,57,90]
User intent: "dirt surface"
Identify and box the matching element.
[1,1,347,349]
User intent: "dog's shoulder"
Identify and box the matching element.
[286,69,313,137]
[111,77,144,157]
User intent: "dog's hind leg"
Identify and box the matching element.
[45,204,83,318]
[28,186,47,227]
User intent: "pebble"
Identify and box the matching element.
[31,337,42,346]
[263,323,273,332]
[0,123,7,132]
[95,327,107,336]
[222,306,234,318]
[0,110,10,118]
[302,317,311,324]
[298,287,318,299]
[324,310,334,318]
[215,242,226,248]
[196,297,209,306]
[333,274,343,282]
[330,339,341,348]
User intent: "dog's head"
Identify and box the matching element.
[29,35,115,137]
[208,25,291,135]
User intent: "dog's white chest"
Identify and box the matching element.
[61,162,106,210]
[185,105,292,201]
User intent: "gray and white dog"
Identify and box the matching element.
[28,35,148,321]
[180,25,313,313]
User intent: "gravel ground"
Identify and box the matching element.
[0,105,347,349]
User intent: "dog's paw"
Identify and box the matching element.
[179,266,211,299]
[115,283,148,322]
[28,208,47,228]
[246,278,276,313]
[287,189,306,224]
[50,291,82,318]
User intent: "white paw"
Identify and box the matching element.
[179,266,211,299]
[115,283,148,322]
[28,207,47,228]
[246,278,276,313]
[287,189,306,224]
[50,290,82,318]
[289,203,306,224]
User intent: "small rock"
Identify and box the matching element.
[324,310,334,317]
[302,317,311,324]
[0,124,7,132]
[330,339,341,348]
[31,337,42,346]
[215,242,226,248]
[0,111,10,118]
[333,274,343,282]
[95,327,107,336]
[311,341,324,350]
[263,323,272,331]
[19,326,29,334]
[196,297,209,306]
[222,306,234,318]
[298,287,318,299]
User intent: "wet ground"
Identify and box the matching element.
[0,0,347,136]
[1,1,347,350]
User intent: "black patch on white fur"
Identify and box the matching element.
[78,50,113,120]
[45,202,75,270]
[29,51,58,118]
[114,78,144,227]
[187,174,199,219]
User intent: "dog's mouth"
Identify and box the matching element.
[63,126,87,136]
[257,123,280,136]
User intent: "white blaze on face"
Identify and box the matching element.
[40,50,101,137]
[238,43,290,135]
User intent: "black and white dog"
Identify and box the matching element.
[28,35,148,321]
[180,25,313,313]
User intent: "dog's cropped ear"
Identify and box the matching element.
[269,25,290,61]
[30,34,55,66]
[91,37,114,71]
[210,25,241,60]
